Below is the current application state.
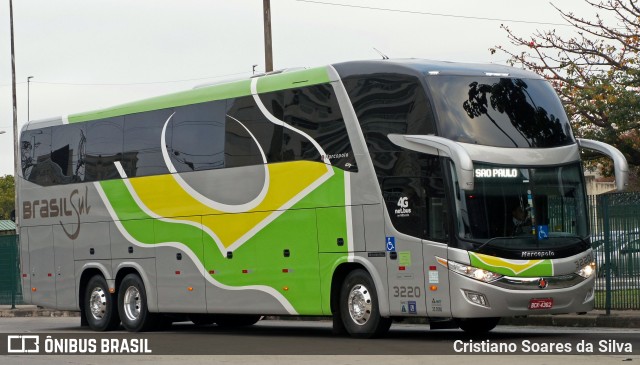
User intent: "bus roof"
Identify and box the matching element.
[25,59,543,130]
[332,58,543,79]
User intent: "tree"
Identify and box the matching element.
[0,175,15,220]
[493,0,640,187]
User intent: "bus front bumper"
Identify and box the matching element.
[448,272,595,318]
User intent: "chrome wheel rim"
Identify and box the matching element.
[347,284,372,325]
[89,286,107,321]
[123,286,141,321]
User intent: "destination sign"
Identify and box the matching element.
[474,168,519,178]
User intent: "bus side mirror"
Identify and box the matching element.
[387,134,475,191]
[576,138,629,191]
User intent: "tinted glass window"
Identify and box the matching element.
[167,102,225,172]
[381,155,448,241]
[20,127,52,185]
[342,74,436,175]
[123,109,172,177]
[260,84,356,171]
[51,123,86,183]
[428,76,574,148]
[85,116,124,181]
[226,96,283,168]
[383,176,426,238]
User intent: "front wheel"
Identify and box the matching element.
[457,317,500,334]
[339,269,391,338]
[118,274,156,332]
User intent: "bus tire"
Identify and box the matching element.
[118,273,156,332]
[213,314,261,327]
[456,317,500,334]
[84,275,120,331]
[339,269,391,338]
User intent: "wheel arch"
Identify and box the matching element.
[77,263,112,314]
[113,262,158,312]
[330,258,390,317]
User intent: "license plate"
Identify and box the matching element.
[528,298,553,310]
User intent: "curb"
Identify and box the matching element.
[500,314,640,328]
[0,308,80,318]
[263,314,640,329]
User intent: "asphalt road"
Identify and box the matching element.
[0,317,638,364]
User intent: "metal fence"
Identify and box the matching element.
[589,192,640,311]
[0,234,21,306]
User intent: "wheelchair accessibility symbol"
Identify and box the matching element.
[386,237,396,252]
[537,225,549,240]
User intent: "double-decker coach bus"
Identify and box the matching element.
[18,59,628,338]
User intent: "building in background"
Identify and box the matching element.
[585,171,616,196]
[0,220,16,236]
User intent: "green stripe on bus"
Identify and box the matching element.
[68,67,330,124]
[255,67,331,94]
[68,79,252,123]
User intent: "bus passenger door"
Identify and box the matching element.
[382,177,428,317]
[382,175,452,319]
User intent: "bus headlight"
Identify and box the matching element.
[444,259,502,283]
[577,262,596,278]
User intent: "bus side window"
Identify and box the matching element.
[51,123,86,184]
[255,84,356,170]
[281,85,356,170]
[342,74,436,177]
[382,176,427,239]
[85,116,124,182]
[21,127,52,185]
[123,109,172,178]
[168,102,225,172]
[226,96,283,168]
[381,155,449,242]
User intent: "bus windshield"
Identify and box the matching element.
[455,162,589,253]
[428,76,575,148]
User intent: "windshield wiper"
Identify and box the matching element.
[473,234,589,253]
[473,236,534,253]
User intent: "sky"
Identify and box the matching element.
[0,0,607,176]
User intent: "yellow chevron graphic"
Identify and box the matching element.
[470,252,544,275]
[128,161,330,248]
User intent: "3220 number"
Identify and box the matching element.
[393,286,421,298]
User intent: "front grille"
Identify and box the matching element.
[492,273,585,290]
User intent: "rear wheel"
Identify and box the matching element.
[118,274,156,332]
[457,317,500,334]
[84,275,120,331]
[339,269,391,338]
